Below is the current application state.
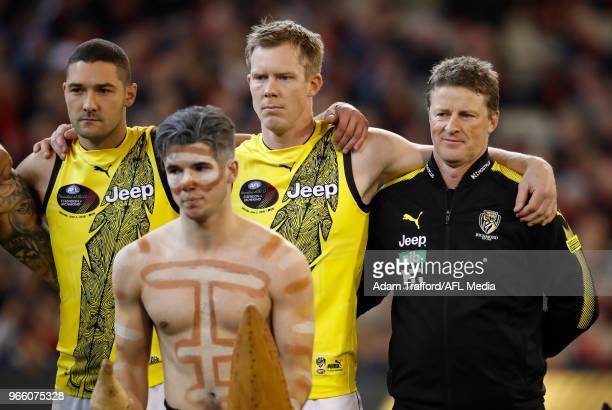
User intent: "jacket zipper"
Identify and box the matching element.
[443,188,454,410]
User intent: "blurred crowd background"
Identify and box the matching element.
[0,0,610,407]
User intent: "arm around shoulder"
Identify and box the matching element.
[489,148,557,225]
[0,144,12,180]
[354,128,431,197]
[235,133,252,148]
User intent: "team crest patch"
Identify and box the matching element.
[479,210,501,235]
[314,355,345,376]
[315,357,326,374]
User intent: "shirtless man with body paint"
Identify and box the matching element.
[91,105,314,410]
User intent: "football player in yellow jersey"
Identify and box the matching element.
[2,23,559,410]
[0,39,172,410]
[234,20,557,409]
[0,38,366,410]
[90,105,315,410]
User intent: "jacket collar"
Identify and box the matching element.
[425,150,492,188]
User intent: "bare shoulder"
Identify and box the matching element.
[264,233,311,300]
[113,222,172,277]
[246,222,311,289]
[114,240,143,277]
[265,231,307,270]
[237,217,309,273]
[112,241,146,301]
[135,219,176,248]
[16,151,57,201]
[113,234,160,299]
[117,221,177,271]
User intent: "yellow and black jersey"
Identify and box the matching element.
[44,126,178,398]
[232,121,369,399]
[359,151,598,409]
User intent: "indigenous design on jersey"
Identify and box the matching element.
[233,122,369,398]
[68,133,155,395]
[271,128,338,264]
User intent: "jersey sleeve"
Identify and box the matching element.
[533,212,599,357]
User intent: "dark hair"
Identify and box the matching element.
[245,19,324,78]
[65,38,131,84]
[426,56,499,116]
[155,105,235,161]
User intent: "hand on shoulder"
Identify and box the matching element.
[0,144,13,180]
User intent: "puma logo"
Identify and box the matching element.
[403,211,423,229]
[93,165,111,177]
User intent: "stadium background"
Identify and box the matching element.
[0,0,610,408]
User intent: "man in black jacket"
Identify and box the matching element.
[358,56,598,410]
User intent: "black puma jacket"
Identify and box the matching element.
[358,152,598,410]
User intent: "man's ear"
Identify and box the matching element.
[125,83,137,108]
[227,159,239,184]
[488,111,500,134]
[307,73,323,98]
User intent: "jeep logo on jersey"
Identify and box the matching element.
[285,182,338,200]
[57,184,100,214]
[398,235,427,248]
[239,179,279,209]
[479,210,501,234]
[104,184,154,203]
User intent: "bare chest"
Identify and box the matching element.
[140,258,273,407]
[141,258,272,334]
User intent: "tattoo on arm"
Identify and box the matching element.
[0,174,57,288]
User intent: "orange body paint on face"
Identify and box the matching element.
[165,145,224,195]
[140,259,271,407]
